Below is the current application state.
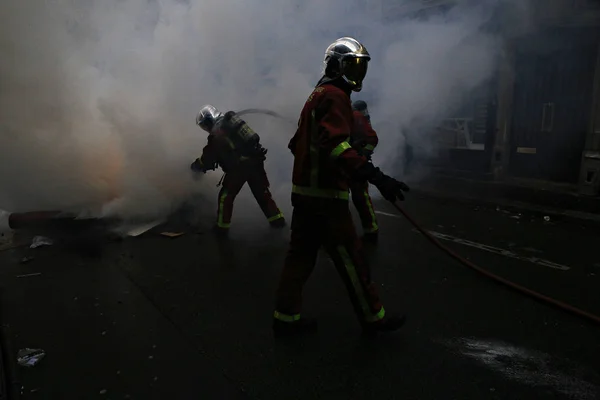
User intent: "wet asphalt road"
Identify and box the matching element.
[0,191,599,399]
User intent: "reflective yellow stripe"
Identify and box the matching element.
[217,191,231,228]
[363,188,379,233]
[273,311,300,322]
[268,212,284,222]
[292,185,349,200]
[337,246,385,322]
[330,140,352,159]
[226,137,235,149]
[301,110,350,200]
[372,306,385,321]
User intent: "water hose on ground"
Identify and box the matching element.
[391,200,600,326]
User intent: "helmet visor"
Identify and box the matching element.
[198,119,212,131]
[342,57,369,86]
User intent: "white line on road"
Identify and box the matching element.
[374,211,571,271]
[374,211,401,218]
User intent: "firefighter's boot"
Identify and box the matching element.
[212,225,229,238]
[272,318,318,338]
[269,217,286,229]
[362,315,406,338]
[362,230,379,244]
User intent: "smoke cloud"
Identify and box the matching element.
[0,0,521,219]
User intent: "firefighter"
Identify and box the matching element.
[349,100,379,242]
[273,37,410,337]
[190,105,285,236]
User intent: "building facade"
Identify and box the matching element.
[382,0,600,196]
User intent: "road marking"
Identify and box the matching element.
[375,211,571,271]
[16,272,42,278]
[375,211,401,218]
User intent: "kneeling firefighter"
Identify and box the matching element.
[273,37,410,337]
[190,105,285,235]
[349,100,379,242]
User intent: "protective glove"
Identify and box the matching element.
[370,170,410,202]
[190,158,205,173]
[253,145,267,161]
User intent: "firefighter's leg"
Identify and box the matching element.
[273,207,320,335]
[215,169,247,232]
[247,162,285,227]
[324,209,405,334]
[350,181,379,237]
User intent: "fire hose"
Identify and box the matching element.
[390,200,600,325]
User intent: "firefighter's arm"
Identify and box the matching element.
[317,92,368,173]
[319,93,410,200]
[363,122,379,155]
[190,138,218,172]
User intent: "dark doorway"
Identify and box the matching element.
[509,28,597,183]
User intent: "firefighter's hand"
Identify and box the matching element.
[190,159,205,173]
[373,173,410,202]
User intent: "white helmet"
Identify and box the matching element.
[195,104,223,132]
[322,37,371,92]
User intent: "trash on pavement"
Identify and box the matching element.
[121,219,166,237]
[543,216,551,222]
[20,256,34,264]
[160,232,185,238]
[30,236,53,249]
[17,348,45,367]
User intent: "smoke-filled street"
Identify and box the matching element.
[2,0,600,398]
[1,193,598,399]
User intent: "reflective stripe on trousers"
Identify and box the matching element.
[273,311,300,322]
[337,245,385,322]
[268,213,284,222]
[217,190,231,228]
[362,189,379,233]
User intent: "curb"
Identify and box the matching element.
[0,289,10,400]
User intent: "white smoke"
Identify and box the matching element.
[0,0,522,219]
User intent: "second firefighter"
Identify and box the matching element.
[349,100,379,242]
[191,105,285,235]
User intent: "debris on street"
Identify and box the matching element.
[20,256,34,264]
[118,220,166,237]
[30,236,53,249]
[160,232,185,238]
[544,216,551,222]
[17,348,46,367]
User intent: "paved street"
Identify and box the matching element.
[0,190,599,399]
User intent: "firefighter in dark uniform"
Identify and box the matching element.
[273,37,410,337]
[349,100,379,242]
[191,105,285,235]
